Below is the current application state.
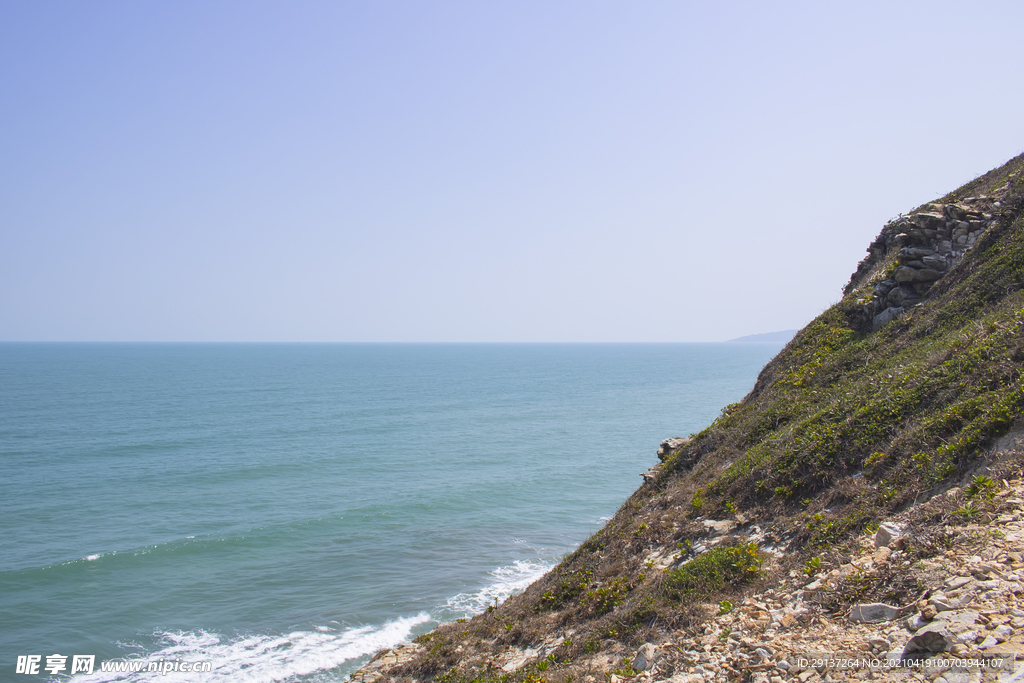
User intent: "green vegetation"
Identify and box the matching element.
[370,153,1024,683]
[666,153,1024,538]
[582,576,633,615]
[966,474,997,500]
[665,543,762,600]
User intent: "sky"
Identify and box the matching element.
[1,1,1022,342]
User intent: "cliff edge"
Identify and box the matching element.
[357,151,1024,683]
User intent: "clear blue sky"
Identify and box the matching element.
[2,1,1022,341]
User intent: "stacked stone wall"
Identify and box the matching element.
[845,195,1008,329]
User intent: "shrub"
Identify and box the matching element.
[665,544,762,601]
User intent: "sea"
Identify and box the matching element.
[0,343,782,682]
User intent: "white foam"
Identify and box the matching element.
[69,613,431,683]
[85,554,102,561]
[444,559,551,616]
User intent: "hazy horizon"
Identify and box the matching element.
[3,2,1023,342]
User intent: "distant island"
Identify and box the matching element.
[726,329,797,343]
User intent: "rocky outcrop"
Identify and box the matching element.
[350,643,425,683]
[357,153,1024,683]
[844,195,1008,329]
[659,438,691,459]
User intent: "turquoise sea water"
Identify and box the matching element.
[0,343,781,682]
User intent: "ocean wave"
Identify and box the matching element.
[443,559,552,616]
[65,613,431,683]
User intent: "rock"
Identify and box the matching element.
[895,286,921,307]
[903,623,956,654]
[994,624,1014,642]
[929,593,974,611]
[776,660,791,671]
[873,307,904,328]
[634,643,657,671]
[501,647,539,672]
[944,576,972,590]
[908,613,929,629]
[850,603,901,623]
[641,465,661,483]
[868,638,890,651]
[914,212,947,230]
[894,267,917,283]
[895,266,942,282]
[946,204,968,220]
[901,246,936,259]
[658,437,690,459]
[932,610,981,629]
[978,635,999,649]
[702,519,738,536]
[873,279,898,296]
[875,522,903,548]
[922,606,938,620]
[958,630,981,644]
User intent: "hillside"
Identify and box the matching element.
[358,151,1024,683]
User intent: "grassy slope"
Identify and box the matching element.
[384,152,1024,683]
